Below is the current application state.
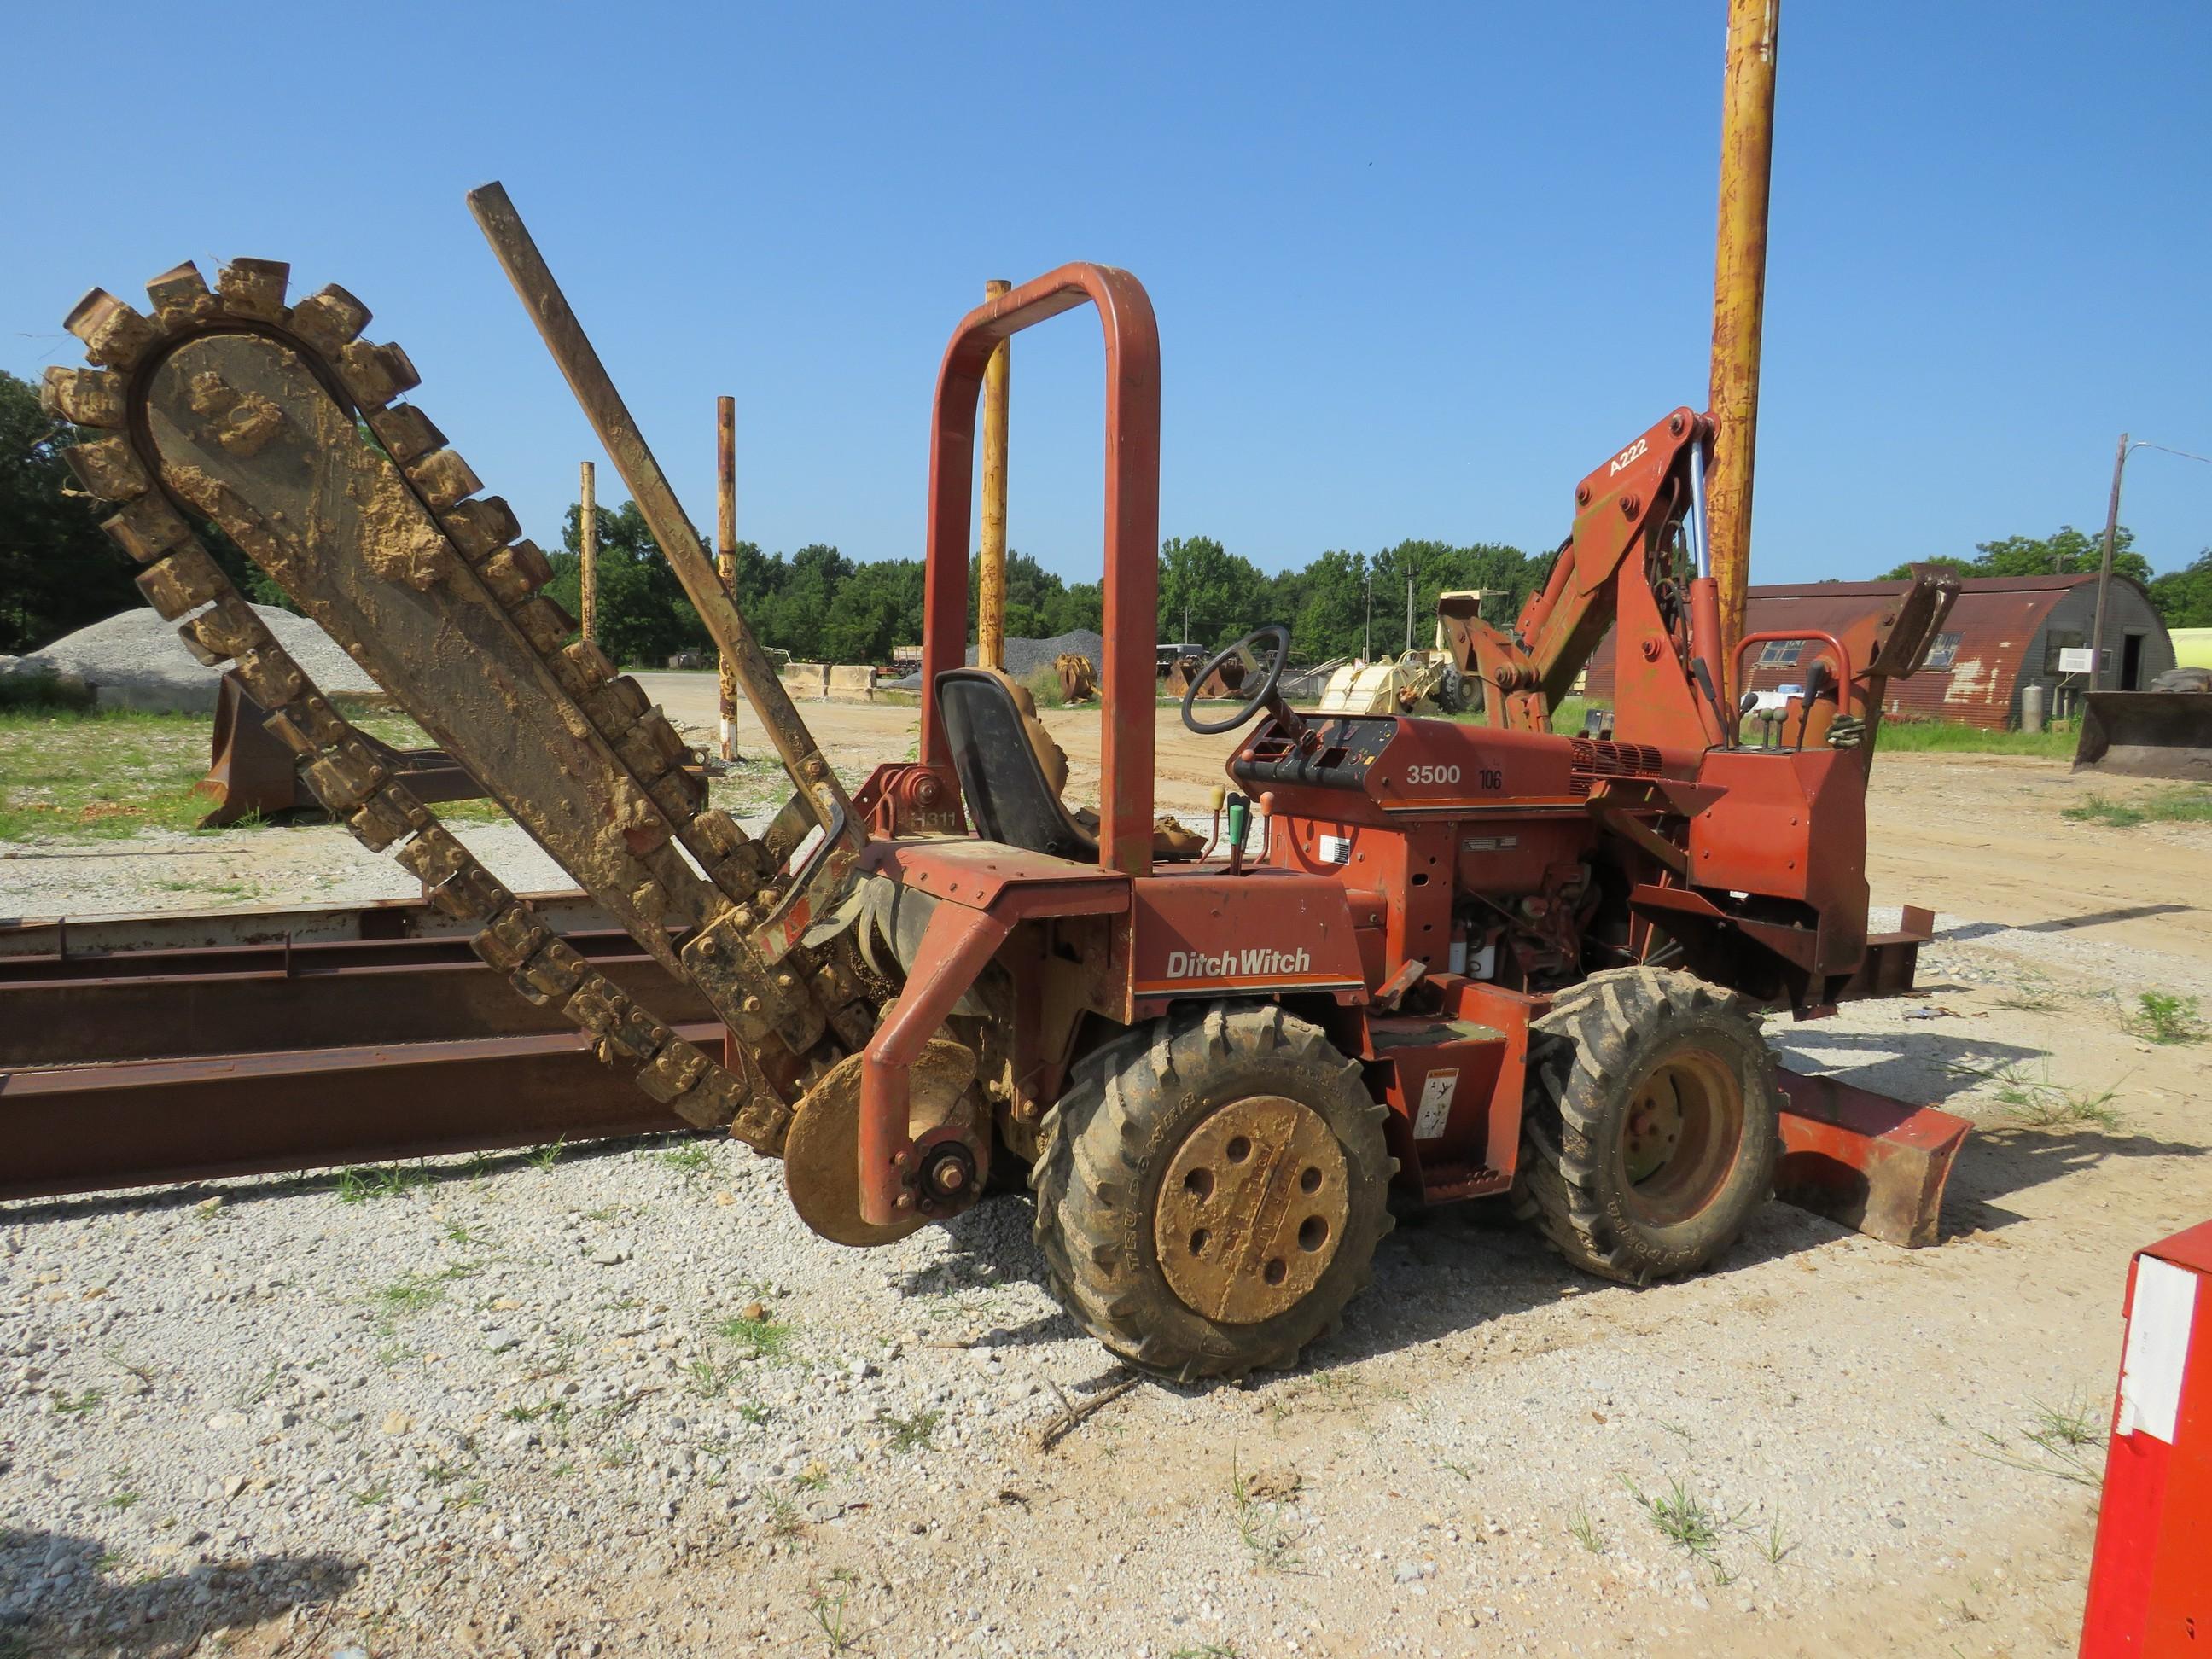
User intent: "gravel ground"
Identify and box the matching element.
[3,745,2207,1656]
[5,606,379,715]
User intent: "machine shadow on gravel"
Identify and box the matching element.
[1943,1125,2204,1231]
[0,1526,358,1658]
[917,1185,1830,1380]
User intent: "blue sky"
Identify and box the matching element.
[6,2,2207,589]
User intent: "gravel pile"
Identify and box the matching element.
[880,630,1106,691]
[3,605,379,713]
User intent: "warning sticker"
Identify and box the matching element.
[1414,1069,1459,1139]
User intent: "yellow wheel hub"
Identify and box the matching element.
[1154,1095,1349,1325]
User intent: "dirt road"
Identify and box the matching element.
[4,684,2209,1656]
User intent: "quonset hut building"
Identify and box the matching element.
[1583,573,2176,731]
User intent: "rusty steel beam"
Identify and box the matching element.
[0,1024,725,1203]
[0,889,620,959]
[0,931,710,1068]
[1708,0,1780,693]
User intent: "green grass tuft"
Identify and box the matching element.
[2127,991,2206,1045]
[2064,787,2212,829]
[713,1313,794,1359]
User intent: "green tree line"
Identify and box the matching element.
[539,502,1559,669]
[8,369,2209,660]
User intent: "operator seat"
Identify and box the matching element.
[934,668,1100,863]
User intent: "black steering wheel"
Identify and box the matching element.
[1180,624,1293,736]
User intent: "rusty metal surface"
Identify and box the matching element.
[197,672,484,829]
[977,278,1012,672]
[0,1024,724,1203]
[1154,1093,1349,1324]
[1706,0,1779,683]
[859,902,1012,1226]
[784,1039,975,1247]
[1,931,708,1068]
[1586,574,2111,730]
[859,839,1130,917]
[917,265,1161,878]
[0,890,617,958]
[1773,1066,1970,1249]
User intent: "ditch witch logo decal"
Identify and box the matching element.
[1163,946,1314,980]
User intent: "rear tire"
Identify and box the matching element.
[1031,1002,1394,1380]
[1512,967,1778,1284]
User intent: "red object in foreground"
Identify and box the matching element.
[2081,1220,2212,1656]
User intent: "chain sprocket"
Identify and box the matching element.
[46,259,885,1154]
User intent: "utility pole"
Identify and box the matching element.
[578,461,597,645]
[1364,572,1372,661]
[2090,434,2212,690]
[1707,0,1780,698]
[1405,573,1414,655]
[977,279,1012,670]
[716,395,741,760]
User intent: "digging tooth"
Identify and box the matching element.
[145,263,220,329]
[40,367,125,429]
[176,593,270,668]
[585,676,650,731]
[101,495,194,562]
[62,435,150,503]
[559,637,615,689]
[231,646,306,710]
[285,283,371,355]
[63,289,158,372]
[133,545,228,620]
[439,495,521,557]
[215,258,290,323]
[337,338,420,410]
[304,736,393,813]
[505,935,588,1007]
[473,907,551,973]
[614,710,690,780]
[478,539,554,606]
[405,447,482,512]
[367,404,445,467]
[647,767,707,825]
[509,596,575,654]
[346,791,415,853]
[637,1039,712,1109]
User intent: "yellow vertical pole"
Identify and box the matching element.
[1708,0,1779,696]
[716,395,740,760]
[578,460,597,645]
[977,278,1012,671]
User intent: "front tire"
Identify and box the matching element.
[1031,1002,1394,1380]
[1513,967,1778,1284]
